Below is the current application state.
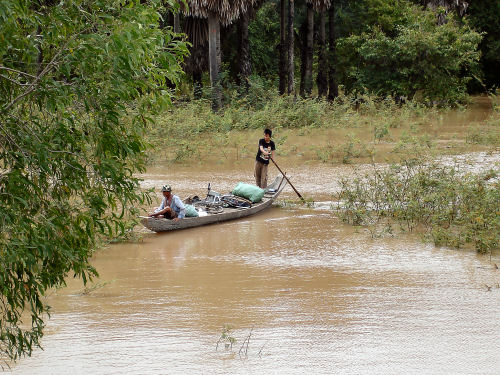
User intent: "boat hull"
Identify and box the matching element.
[141,176,286,232]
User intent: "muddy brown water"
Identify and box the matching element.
[10,101,500,374]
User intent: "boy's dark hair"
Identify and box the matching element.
[264,128,272,137]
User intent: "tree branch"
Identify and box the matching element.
[2,27,92,112]
[0,74,29,86]
[0,66,37,79]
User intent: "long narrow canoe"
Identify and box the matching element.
[140,176,287,232]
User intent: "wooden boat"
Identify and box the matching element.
[140,176,287,232]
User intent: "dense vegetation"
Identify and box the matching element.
[149,84,500,164]
[0,0,187,361]
[180,0,497,107]
[336,5,481,103]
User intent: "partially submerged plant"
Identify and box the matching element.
[216,324,236,351]
[338,158,500,254]
[80,280,116,296]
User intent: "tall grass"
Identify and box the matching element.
[147,84,443,162]
[338,158,500,254]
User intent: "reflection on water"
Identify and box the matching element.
[11,207,500,375]
[10,100,500,374]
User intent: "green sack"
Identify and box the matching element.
[232,182,265,203]
[185,204,199,217]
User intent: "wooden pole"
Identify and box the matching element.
[270,157,305,202]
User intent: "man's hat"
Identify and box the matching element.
[161,185,172,192]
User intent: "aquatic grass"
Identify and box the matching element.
[79,279,116,295]
[313,134,374,164]
[466,113,500,146]
[338,158,500,254]
[216,324,236,351]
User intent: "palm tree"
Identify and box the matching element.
[313,0,331,98]
[300,0,330,98]
[184,0,258,110]
[183,16,208,99]
[300,1,314,97]
[279,0,287,95]
[287,0,295,95]
[237,9,252,90]
[327,1,338,100]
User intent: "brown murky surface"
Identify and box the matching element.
[10,102,500,374]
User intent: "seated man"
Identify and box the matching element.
[149,185,185,221]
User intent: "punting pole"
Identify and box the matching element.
[269,157,305,202]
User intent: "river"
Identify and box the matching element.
[9,99,500,374]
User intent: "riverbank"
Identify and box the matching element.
[146,94,499,165]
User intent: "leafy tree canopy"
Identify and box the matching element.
[336,0,415,37]
[0,0,188,361]
[336,1,482,103]
[249,1,281,80]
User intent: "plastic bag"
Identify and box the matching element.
[185,204,199,217]
[232,183,265,203]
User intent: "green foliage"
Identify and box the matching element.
[216,324,236,351]
[336,1,482,104]
[248,2,281,80]
[337,0,415,37]
[0,0,188,361]
[338,159,500,254]
[466,123,500,146]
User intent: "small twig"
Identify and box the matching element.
[0,122,29,159]
[238,327,253,358]
[3,27,92,112]
[0,66,37,79]
[0,74,29,86]
[258,341,266,358]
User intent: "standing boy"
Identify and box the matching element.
[254,128,275,188]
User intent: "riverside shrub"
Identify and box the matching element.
[338,159,500,254]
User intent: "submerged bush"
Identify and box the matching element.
[338,159,500,254]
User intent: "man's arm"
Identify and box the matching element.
[259,140,267,155]
[259,140,270,156]
[149,197,166,216]
[154,198,166,213]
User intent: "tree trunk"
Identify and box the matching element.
[173,13,180,33]
[303,3,314,97]
[422,0,468,25]
[287,0,295,95]
[299,19,307,97]
[316,9,327,98]
[193,71,202,99]
[327,4,338,101]
[208,13,221,111]
[279,0,287,95]
[238,10,252,90]
[216,20,221,69]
